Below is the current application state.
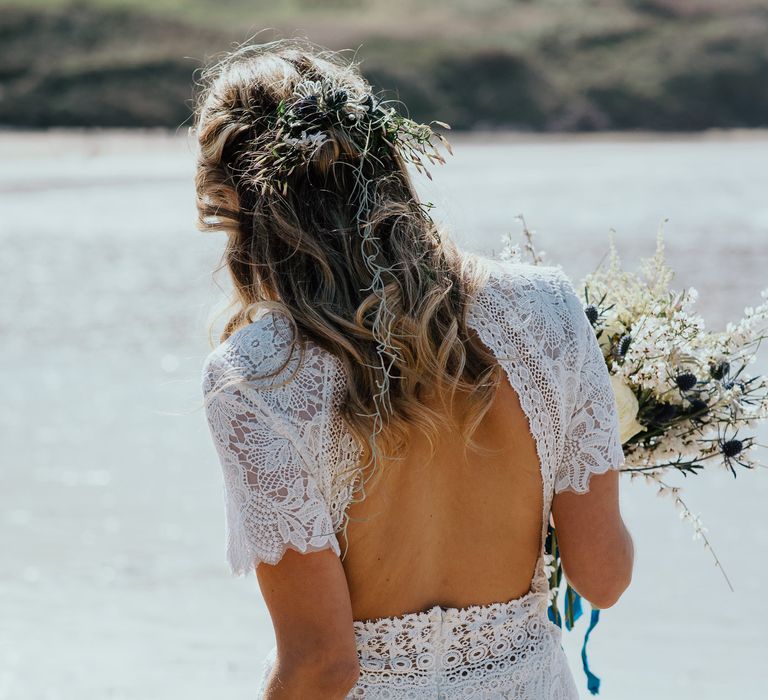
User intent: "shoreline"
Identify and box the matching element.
[2,127,768,159]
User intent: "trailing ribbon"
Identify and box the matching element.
[581,608,602,695]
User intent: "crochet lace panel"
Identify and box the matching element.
[201,256,625,576]
[347,591,578,699]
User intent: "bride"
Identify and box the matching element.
[195,40,634,699]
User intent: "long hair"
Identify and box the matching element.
[194,39,504,495]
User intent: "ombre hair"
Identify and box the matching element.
[194,39,504,491]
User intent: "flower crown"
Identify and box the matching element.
[253,76,451,194]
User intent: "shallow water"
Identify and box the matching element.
[1,130,766,699]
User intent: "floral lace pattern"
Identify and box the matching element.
[202,254,625,698]
[202,307,360,574]
[467,257,626,503]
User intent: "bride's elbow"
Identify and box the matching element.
[579,561,633,610]
[585,573,632,610]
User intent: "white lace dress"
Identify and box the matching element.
[201,254,626,699]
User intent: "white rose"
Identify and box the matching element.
[609,374,647,444]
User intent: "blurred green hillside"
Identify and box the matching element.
[1,0,767,130]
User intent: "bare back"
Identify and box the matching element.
[340,361,544,621]
[203,259,628,602]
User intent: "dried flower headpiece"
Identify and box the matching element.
[249,75,452,195]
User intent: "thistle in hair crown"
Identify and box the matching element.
[256,75,452,192]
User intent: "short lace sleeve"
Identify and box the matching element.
[554,272,626,494]
[201,312,340,575]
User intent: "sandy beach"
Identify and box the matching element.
[1,129,766,699]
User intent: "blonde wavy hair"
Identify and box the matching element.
[194,39,504,491]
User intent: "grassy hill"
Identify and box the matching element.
[1,0,767,130]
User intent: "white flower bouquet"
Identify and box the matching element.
[500,220,768,694]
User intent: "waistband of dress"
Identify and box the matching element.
[352,586,549,636]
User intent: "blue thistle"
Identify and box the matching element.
[687,398,709,417]
[654,402,679,423]
[364,94,380,115]
[617,334,632,357]
[710,360,730,381]
[294,95,323,125]
[584,304,599,326]
[721,439,743,458]
[675,371,697,392]
[325,88,348,112]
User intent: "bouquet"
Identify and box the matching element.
[499,219,768,694]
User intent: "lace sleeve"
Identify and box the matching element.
[201,321,340,575]
[555,273,626,494]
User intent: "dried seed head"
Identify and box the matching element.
[675,371,697,392]
[584,304,599,326]
[617,333,632,357]
[721,439,743,458]
[710,360,730,381]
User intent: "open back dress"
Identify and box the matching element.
[201,253,626,699]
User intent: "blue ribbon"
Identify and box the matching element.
[581,608,602,695]
[549,582,602,695]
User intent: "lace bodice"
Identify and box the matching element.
[201,253,626,699]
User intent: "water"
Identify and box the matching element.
[1,130,767,699]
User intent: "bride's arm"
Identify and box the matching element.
[551,470,634,609]
[550,269,634,608]
[201,323,360,696]
[257,549,359,699]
